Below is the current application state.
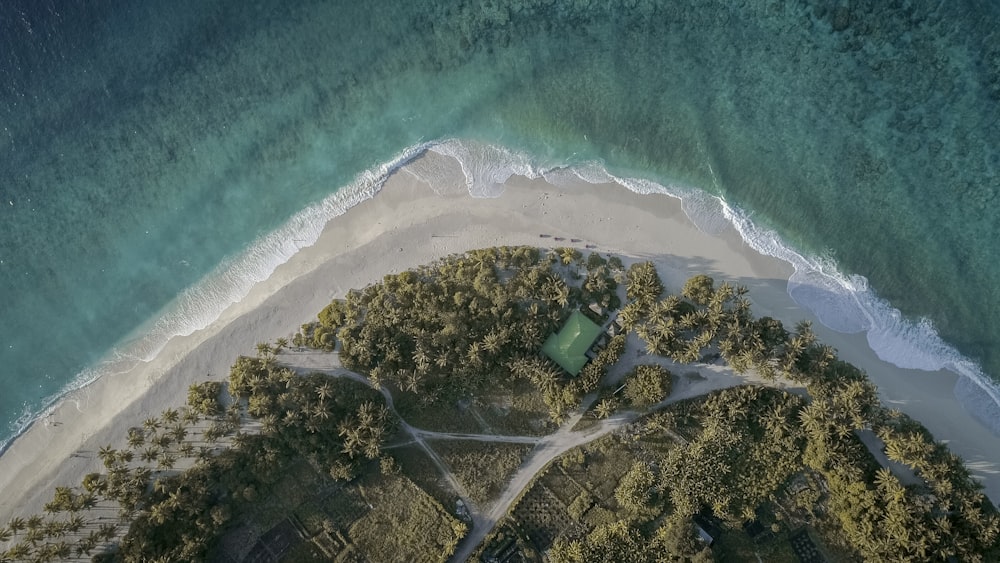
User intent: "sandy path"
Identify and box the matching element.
[410,431,542,445]
[447,348,778,562]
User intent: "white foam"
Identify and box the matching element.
[7,137,1000,453]
[119,140,434,362]
[0,141,433,454]
[717,191,1000,426]
[430,139,544,197]
[437,139,1000,435]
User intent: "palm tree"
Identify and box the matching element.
[140,447,160,464]
[7,517,26,535]
[400,370,422,393]
[50,541,72,559]
[148,501,171,526]
[161,408,179,425]
[126,428,145,449]
[482,330,503,354]
[316,382,333,403]
[0,526,11,543]
[65,514,85,534]
[617,302,645,333]
[556,285,570,308]
[97,523,117,542]
[4,543,30,560]
[197,447,213,464]
[142,417,161,434]
[24,527,44,545]
[340,428,363,459]
[559,247,580,266]
[157,454,176,471]
[594,398,617,419]
[256,342,273,359]
[78,493,98,511]
[182,408,200,426]
[434,351,450,369]
[798,401,832,438]
[364,439,381,460]
[116,449,134,465]
[154,433,173,449]
[98,445,117,468]
[274,337,289,352]
[171,424,188,444]
[470,249,496,272]
[259,414,279,435]
[76,538,97,559]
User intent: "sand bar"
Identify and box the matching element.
[2,151,998,525]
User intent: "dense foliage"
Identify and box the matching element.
[622,270,1000,561]
[622,364,673,407]
[306,246,624,422]
[5,250,999,562]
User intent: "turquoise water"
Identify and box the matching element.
[2,0,999,449]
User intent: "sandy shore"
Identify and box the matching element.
[2,150,998,524]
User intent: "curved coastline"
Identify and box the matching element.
[0,142,434,457]
[2,145,999,525]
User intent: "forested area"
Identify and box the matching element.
[302,246,624,423]
[540,265,1000,562]
[4,247,999,562]
[0,350,428,562]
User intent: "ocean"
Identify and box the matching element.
[2,0,999,451]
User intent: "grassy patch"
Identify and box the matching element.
[348,473,466,562]
[389,444,457,510]
[243,462,325,530]
[476,378,555,436]
[574,435,636,501]
[428,440,536,506]
[392,389,482,433]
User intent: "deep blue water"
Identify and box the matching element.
[2,0,999,449]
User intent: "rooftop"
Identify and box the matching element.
[541,310,603,376]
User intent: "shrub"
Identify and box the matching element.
[187,381,223,416]
[623,365,672,407]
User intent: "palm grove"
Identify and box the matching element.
[1,246,998,562]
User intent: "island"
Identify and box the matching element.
[2,150,1000,563]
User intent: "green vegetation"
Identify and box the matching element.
[622,364,673,407]
[4,249,998,562]
[186,381,223,416]
[308,246,623,424]
[488,259,999,562]
[344,473,466,562]
[428,441,535,506]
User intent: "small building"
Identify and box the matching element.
[541,310,604,376]
[693,514,721,547]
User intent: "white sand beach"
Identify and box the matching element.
[2,150,998,525]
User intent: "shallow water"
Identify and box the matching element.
[2,0,999,448]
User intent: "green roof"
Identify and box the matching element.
[541,310,603,376]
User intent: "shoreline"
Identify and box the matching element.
[2,151,999,524]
